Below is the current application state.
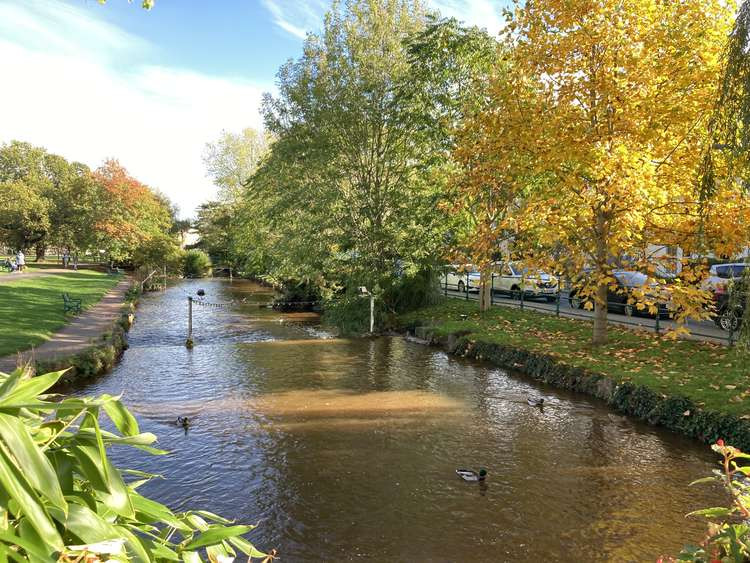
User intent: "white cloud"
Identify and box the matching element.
[0,0,266,218]
[260,0,507,39]
[260,0,329,40]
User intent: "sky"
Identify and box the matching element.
[0,0,509,218]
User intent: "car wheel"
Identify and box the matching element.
[546,296,556,304]
[719,307,742,332]
[624,303,634,317]
[570,293,583,309]
[457,280,466,293]
[510,286,521,300]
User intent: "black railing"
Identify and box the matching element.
[439,273,734,346]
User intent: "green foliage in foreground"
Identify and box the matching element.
[0,368,269,561]
[0,271,121,357]
[399,299,750,417]
[664,441,750,562]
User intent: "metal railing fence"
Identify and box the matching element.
[439,273,735,346]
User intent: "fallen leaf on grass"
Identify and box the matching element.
[725,385,738,390]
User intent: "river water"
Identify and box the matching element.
[73,279,723,562]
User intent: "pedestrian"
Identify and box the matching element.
[62,250,69,268]
[72,253,78,271]
[15,250,25,272]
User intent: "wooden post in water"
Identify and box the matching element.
[185,296,194,348]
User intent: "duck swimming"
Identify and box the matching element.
[177,416,190,428]
[456,468,487,482]
[527,396,544,407]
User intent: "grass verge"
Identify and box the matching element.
[398,299,750,418]
[0,270,122,357]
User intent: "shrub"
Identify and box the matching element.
[183,249,212,278]
[0,368,271,561]
[663,441,750,562]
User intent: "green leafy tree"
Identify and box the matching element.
[0,181,50,252]
[402,16,501,310]
[203,128,270,202]
[253,0,449,312]
[183,249,212,278]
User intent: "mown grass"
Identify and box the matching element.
[399,299,750,417]
[0,270,121,357]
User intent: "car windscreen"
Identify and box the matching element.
[731,264,749,278]
[716,265,731,279]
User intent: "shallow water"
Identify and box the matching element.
[74,279,723,562]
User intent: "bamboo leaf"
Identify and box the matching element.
[182,525,254,551]
[102,395,140,436]
[0,413,67,512]
[0,448,62,551]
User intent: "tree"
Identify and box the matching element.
[253,0,450,310]
[0,181,50,251]
[0,141,66,258]
[92,159,173,262]
[403,16,501,311]
[203,128,269,202]
[456,0,737,344]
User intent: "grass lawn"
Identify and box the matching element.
[0,270,122,357]
[399,299,750,418]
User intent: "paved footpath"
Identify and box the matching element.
[0,275,132,372]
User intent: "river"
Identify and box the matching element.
[73,279,723,562]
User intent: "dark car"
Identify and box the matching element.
[569,270,671,318]
[713,279,747,331]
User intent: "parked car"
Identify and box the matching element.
[490,262,559,302]
[704,262,750,293]
[445,264,481,293]
[569,270,672,318]
[713,278,747,331]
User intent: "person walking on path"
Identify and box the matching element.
[15,250,25,272]
[62,250,69,268]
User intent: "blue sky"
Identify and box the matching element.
[0,0,509,217]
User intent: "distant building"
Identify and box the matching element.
[181,229,201,249]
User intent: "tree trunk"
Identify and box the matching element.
[479,269,492,312]
[592,281,608,345]
[35,243,45,261]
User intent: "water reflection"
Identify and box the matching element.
[74,279,722,561]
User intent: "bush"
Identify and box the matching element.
[382,269,442,314]
[663,441,750,562]
[183,249,212,278]
[0,368,270,561]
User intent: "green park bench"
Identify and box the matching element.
[62,293,82,314]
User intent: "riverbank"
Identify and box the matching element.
[0,274,138,382]
[398,299,750,449]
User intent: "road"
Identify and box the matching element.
[443,288,733,345]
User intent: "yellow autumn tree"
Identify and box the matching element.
[456,0,746,344]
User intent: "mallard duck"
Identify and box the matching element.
[527,396,544,407]
[456,468,487,482]
[177,416,190,428]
